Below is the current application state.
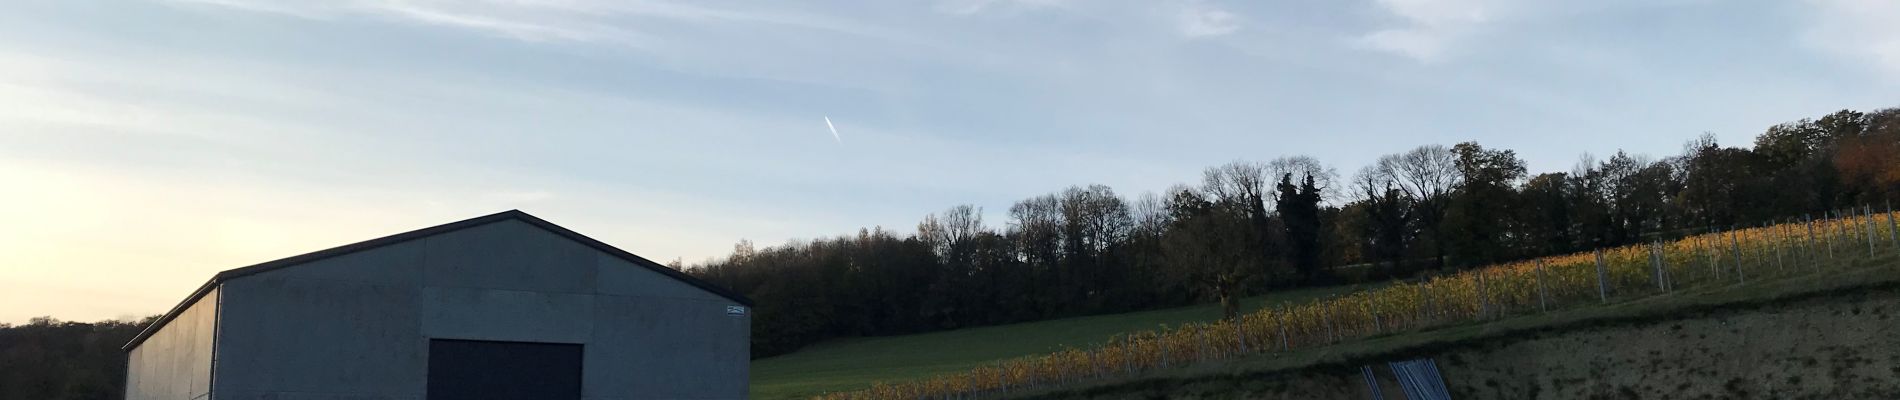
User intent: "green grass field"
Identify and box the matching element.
[749,282,1389,399]
[755,216,1900,400]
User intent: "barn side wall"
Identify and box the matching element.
[210,219,750,400]
[126,286,219,400]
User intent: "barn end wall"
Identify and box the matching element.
[210,219,750,400]
[126,286,218,400]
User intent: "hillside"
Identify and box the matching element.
[750,283,1389,399]
[1008,258,1900,399]
[816,209,1900,399]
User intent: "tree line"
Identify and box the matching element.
[690,107,1900,358]
[0,317,151,400]
[0,108,1894,397]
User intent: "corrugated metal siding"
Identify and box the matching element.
[125,286,218,400]
[1389,358,1453,400]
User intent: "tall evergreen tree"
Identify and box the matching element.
[1276,173,1324,283]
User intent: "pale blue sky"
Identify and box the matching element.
[2,0,1897,323]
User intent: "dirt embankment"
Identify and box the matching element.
[1035,288,1900,399]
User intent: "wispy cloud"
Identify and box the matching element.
[165,0,891,46]
[1354,0,1503,62]
[167,0,625,43]
[1802,0,1900,82]
[166,0,346,19]
[934,0,1069,16]
[1357,29,1452,62]
[364,2,622,43]
[7,0,1891,325]
[1178,3,1241,38]
[0,53,332,145]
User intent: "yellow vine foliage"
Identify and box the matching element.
[815,211,1900,400]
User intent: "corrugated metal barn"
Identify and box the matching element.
[122,210,753,400]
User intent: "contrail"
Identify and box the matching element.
[824,116,841,143]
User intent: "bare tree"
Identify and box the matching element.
[731,239,757,263]
[1130,190,1171,237]
[1267,155,1340,203]
[1354,165,1393,203]
[1380,145,1462,203]
[1201,161,1270,210]
[1203,157,1341,209]
[1374,145,1461,268]
[1200,161,1276,278]
[918,204,987,259]
[1059,185,1133,256]
[1009,195,1065,268]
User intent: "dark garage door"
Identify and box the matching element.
[427,339,584,400]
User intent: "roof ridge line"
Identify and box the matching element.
[123,210,751,351]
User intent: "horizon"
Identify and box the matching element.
[4,0,1899,324]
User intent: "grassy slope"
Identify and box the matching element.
[1009,252,1900,399]
[750,283,1390,399]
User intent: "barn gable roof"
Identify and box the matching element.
[123,210,752,351]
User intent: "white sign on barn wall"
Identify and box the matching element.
[726,305,747,316]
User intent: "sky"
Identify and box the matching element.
[2,0,1898,324]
